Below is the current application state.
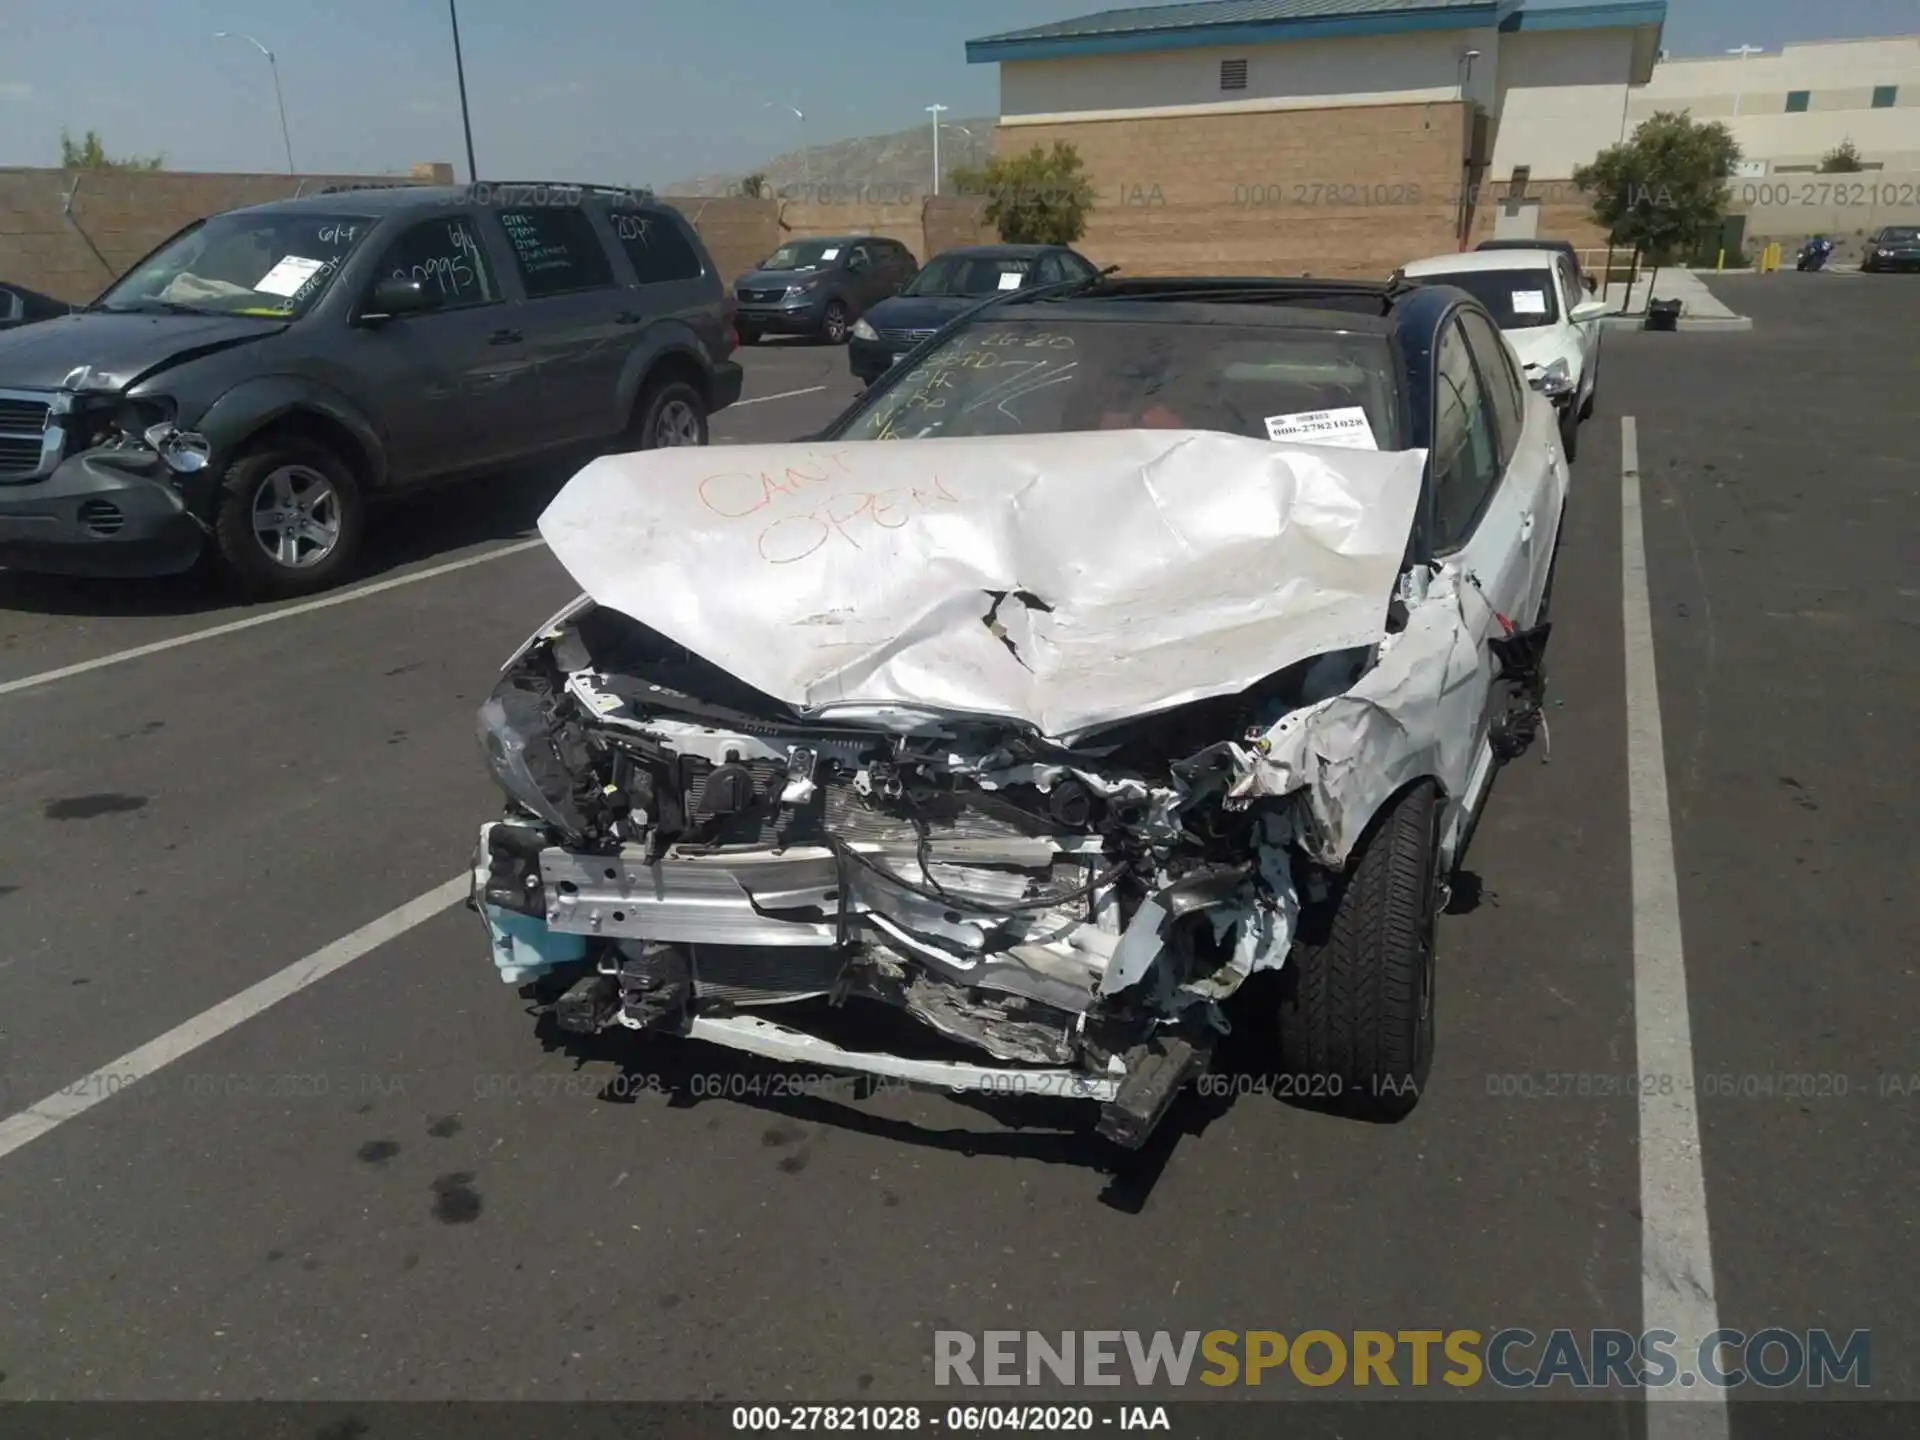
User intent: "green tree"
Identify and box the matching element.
[949,141,1095,245]
[1818,139,1864,173]
[1574,111,1740,307]
[59,127,164,171]
[739,172,770,199]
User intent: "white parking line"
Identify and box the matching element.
[1622,416,1727,1436]
[0,538,548,699]
[0,875,469,1164]
[731,384,827,407]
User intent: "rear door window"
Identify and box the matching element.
[1455,307,1526,466]
[1431,316,1503,549]
[496,207,615,298]
[371,216,498,309]
[610,208,705,284]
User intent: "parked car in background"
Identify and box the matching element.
[471,273,1568,1150]
[0,182,740,596]
[847,243,1102,385]
[1,282,77,331]
[733,235,918,345]
[1475,238,1595,294]
[1401,247,1606,458]
[1860,225,1920,273]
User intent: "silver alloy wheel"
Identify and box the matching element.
[822,302,848,343]
[251,464,342,569]
[653,397,704,447]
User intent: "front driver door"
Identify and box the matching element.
[341,213,538,480]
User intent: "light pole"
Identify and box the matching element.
[766,103,809,193]
[1727,44,1762,117]
[448,0,479,183]
[926,103,949,196]
[214,31,295,174]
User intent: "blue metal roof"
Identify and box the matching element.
[968,0,1508,62]
[968,0,1662,62]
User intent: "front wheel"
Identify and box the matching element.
[818,300,850,345]
[1276,780,1440,1120]
[210,437,365,599]
[736,323,761,346]
[634,378,709,449]
[1558,405,1580,461]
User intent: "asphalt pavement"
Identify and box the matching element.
[0,284,1913,1425]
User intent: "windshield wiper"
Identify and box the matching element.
[92,300,221,317]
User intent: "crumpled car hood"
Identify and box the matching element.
[537,430,1429,741]
[0,310,286,392]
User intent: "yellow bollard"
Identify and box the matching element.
[1717,249,1725,271]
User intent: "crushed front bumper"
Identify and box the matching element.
[0,452,207,577]
[471,825,1206,1142]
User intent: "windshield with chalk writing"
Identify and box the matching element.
[850,320,1400,445]
[95,212,377,319]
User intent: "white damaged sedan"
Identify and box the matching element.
[470,276,1568,1147]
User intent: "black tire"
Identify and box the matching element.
[1277,780,1440,1120]
[633,378,709,450]
[1559,406,1580,461]
[818,299,850,345]
[1578,365,1598,421]
[736,323,761,346]
[209,434,365,599]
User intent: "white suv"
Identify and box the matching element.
[1400,247,1610,459]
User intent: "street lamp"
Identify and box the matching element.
[766,103,809,192]
[1727,44,1762,117]
[447,1,480,183]
[926,103,949,196]
[214,31,295,174]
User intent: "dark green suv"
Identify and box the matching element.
[0,182,742,596]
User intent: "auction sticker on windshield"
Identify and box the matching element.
[821,248,840,260]
[255,255,327,297]
[1264,407,1377,450]
[1511,289,1548,315]
[997,272,1024,291]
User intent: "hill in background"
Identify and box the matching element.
[663,115,997,198]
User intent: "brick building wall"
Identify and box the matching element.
[992,102,1475,278]
[0,167,432,302]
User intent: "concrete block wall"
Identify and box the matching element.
[0,167,425,301]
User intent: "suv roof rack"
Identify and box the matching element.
[475,180,655,198]
[312,180,430,195]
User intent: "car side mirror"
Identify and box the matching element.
[1570,296,1610,323]
[361,276,437,324]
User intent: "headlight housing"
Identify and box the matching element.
[1532,357,1575,398]
[783,281,818,300]
[851,318,878,342]
[477,679,593,837]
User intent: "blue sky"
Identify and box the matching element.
[0,0,1913,180]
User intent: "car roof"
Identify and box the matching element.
[937,243,1067,258]
[220,183,679,220]
[991,276,1403,334]
[1402,249,1559,277]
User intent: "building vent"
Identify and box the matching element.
[1509,165,1532,199]
[1220,58,1248,91]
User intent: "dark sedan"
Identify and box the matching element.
[1860,226,1920,273]
[846,243,1099,384]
